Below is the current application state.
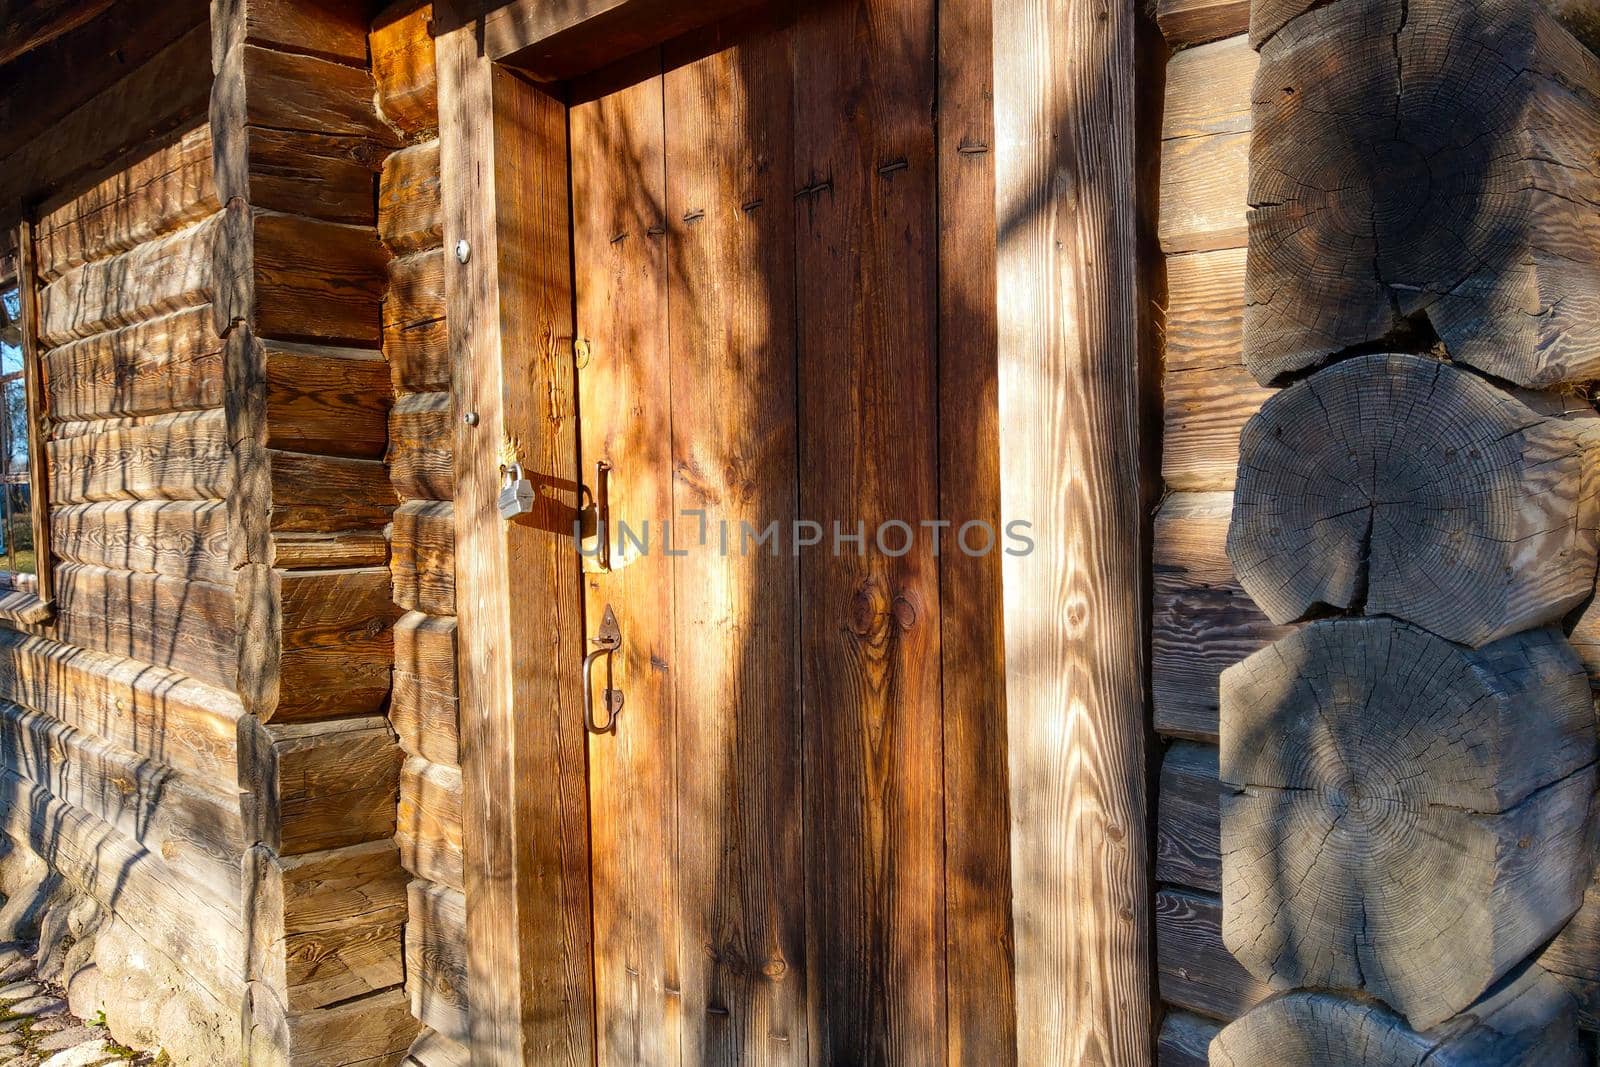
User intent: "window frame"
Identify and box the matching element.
[0,218,54,624]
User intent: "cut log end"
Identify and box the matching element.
[1227,352,1599,648]
[1220,618,1597,1029]
[1243,0,1600,387]
[1212,977,1584,1067]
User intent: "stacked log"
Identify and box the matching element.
[370,6,469,1064]
[1207,0,1600,1061]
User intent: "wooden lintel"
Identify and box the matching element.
[0,0,117,69]
[436,0,769,78]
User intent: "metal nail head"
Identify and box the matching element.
[455,239,471,264]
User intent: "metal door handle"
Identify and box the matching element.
[584,604,623,732]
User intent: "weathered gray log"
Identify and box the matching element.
[1211,967,1584,1066]
[1244,0,1600,387]
[1220,618,1597,1030]
[1228,353,1600,648]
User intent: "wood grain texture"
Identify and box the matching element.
[262,341,392,459]
[0,629,243,785]
[1157,742,1221,892]
[246,840,409,1013]
[793,1,946,1060]
[246,983,420,1065]
[381,139,445,255]
[1156,0,1250,46]
[35,124,220,283]
[1162,35,1255,140]
[43,305,225,421]
[39,213,219,346]
[459,0,767,75]
[389,391,454,500]
[995,0,1151,1057]
[407,879,468,1043]
[393,500,455,616]
[1212,979,1584,1066]
[372,1,441,138]
[1161,248,1267,492]
[1157,1011,1221,1067]
[392,612,459,768]
[48,409,231,504]
[436,17,595,1061]
[272,567,398,721]
[53,563,237,690]
[1153,492,1288,741]
[212,0,373,64]
[385,249,449,392]
[1155,888,1270,1021]
[1229,355,1600,647]
[1159,130,1248,254]
[1221,620,1597,1029]
[51,500,230,584]
[0,22,212,213]
[239,716,403,857]
[568,57,682,1066]
[938,0,1017,1059]
[1246,0,1600,387]
[397,756,462,891]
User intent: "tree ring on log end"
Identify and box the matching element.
[1227,352,1600,649]
[1211,976,1585,1067]
[1219,618,1596,1030]
[1243,0,1600,387]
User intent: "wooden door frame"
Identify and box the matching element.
[436,0,1152,1062]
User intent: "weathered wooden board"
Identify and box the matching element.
[1155,888,1270,1021]
[0,630,243,784]
[384,249,449,393]
[1157,0,1250,46]
[0,699,245,907]
[391,612,458,768]
[1230,355,1600,647]
[43,305,224,421]
[1212,979,1584,1066]
[48,409,231,504]
[36,124,220,282]
[0,23,212,215]
[239,716,403,857]
[53,563,237,689]
[372,2,440,137]
[51,500,230,584]
[214,206,390,346]
[1158,1011,1222,1067]
[39,214,219,347]
[380,140,444,255]
[272,529,389,570]
[393,499,454,616]
[263,341,391,459]
[1159,130,1248,254]
[246,839,409,1013]
[0,767,245,1007]
[1541,867,1600,1029]
[938,0,1017,1056]
[260,449,397,536]
[389,391,453,501]
[1161,248,1266,492]
[397,756,462,891]
[406,879,467,1044]
[1163,35,1255,140]
[1157,742,1221,893]
[273,567,397,721]
[1222,620,1597,1029]
[246,982,419,1066]
[466,0,766,76]
[405,1029,470,1067]
[212,0,372,64]
[1153,492,1287,740]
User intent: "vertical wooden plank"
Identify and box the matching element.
[435,9,595,1063]
[569,53,679,1066]
[936,0,1016,1061]
[791,0,946,1061]
[662,20,806,1066]
[993,0,1152,1063]
[15,219,52,603]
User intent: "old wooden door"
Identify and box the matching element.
[562,2,1008,1062]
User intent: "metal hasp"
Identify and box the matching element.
[583,604,624,732]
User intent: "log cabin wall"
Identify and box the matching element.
[368,5,470,1063]
[1152,0,1600,1063]
[0,0,431,1062]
